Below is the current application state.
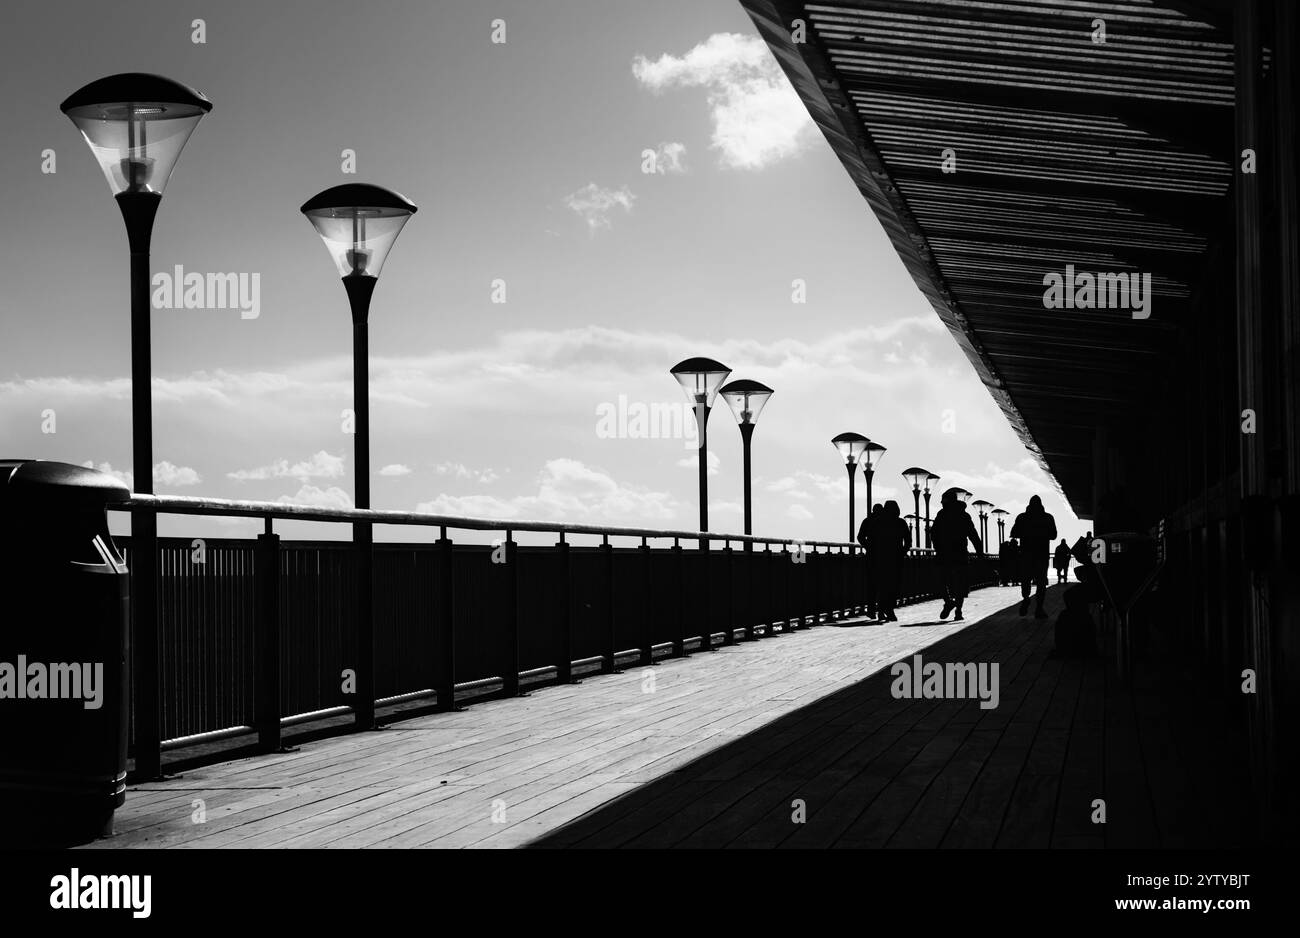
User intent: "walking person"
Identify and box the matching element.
[930,488,982,622]
[1053,538,1071,584]
[1011,495,1057,619]
[869,500,911,621]
[857,503,884,620]
[998,536,1018,586]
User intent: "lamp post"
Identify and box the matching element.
[671,358,731,548]
[61,73,212,779]
[924,472,940,548]
[991,508,1009,547]
[862,441,887,515]
[972,500,993,555]
[718,380,773,549]
[831,433,870,540]
[302,183,417,730]
[901,467,932,548]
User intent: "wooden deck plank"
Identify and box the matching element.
[87,585,1253,850]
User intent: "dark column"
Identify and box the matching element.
[118,191,161,779]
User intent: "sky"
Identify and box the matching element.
[0,0,1085,547]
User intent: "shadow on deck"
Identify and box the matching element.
[528,585,1256,849]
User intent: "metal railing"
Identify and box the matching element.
[109,495,999,772]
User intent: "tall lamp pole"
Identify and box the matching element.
[992,508,1009,547]
[302,184,417,730]
[924,472,940,548]
[862,441,887,515]
[671,358,731,548]
[61,73,212,779]
[718,380,773,550]
[972,500,993,555]
[902,467,932,548]
[831,433,870,540]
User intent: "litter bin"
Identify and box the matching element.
[0,459,131,846]
[1091,531,1164,681]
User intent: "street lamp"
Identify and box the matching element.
[718,379,773,546]
[61,73,212,779]
[862,441,887,515]
[302,183,417,730]
[901,467,932,548]
[831,432,869,540]
[991,508,1009,546]
[972,499,993,554]
[924,472,940,548]
[670,357,731,546]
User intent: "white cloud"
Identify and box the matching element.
[563,182,636,232]
[786,503,814,521]
[433,462,498,484]
[938,462,1054,499]
[228,451,345,484]
[417,458,676,525]
[649,141,687,174]
[81,460,201,489]
[278,484,353,510]
[676,449,720,476]
[633,32,813,170]
[379,464,412,477]
[154,461,202,488]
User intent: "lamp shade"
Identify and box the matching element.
[863,441,887,469]
[972,499,993,513]
[301,184,418,279]
[925,472,941,492]
[670,357,731,407]
[718,379,773,426]
[901,466,931,488]
[61,73,211,196]
[831,432,869,465]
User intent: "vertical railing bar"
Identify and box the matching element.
[640,535,654,666]
[557,531,574,683]
[503,528,521,696]
[602,534,619,673]
[436,525,458,711]
[672,537,686,658]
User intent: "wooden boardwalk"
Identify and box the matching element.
[89,585,1253,849]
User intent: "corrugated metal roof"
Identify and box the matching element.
[743,0,1236,515]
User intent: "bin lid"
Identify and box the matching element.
[4,460,131,511]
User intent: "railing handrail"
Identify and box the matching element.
[112,493,869,550]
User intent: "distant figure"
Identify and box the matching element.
[1053,539,1071,583]
[857,504,885,619]
[930,488,982,622]
[1011,495,1057,619]
[866,500,911,622]
[999,537,1019,586]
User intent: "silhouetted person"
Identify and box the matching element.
[867,500,911,621]
[856,503,884,619]
[1011,494,1057,618]
[999,536,1019,586]
[931,488,982,621]
[1053,538,1071,583]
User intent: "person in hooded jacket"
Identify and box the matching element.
[856,503,884,619]
[930,488,982,621]
[1011,494,1058,618]
[866,500,911,621]
[1053,538,1071,583]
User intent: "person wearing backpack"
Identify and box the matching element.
[930,488,982,621]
